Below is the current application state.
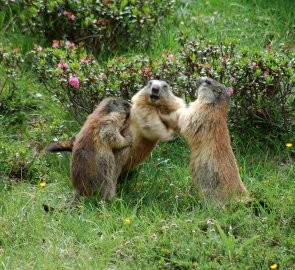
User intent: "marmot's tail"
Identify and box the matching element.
[45,138,75,152]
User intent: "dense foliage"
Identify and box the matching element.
[0,47,24,94]
[2,0,174,53]
[17,36,293,140]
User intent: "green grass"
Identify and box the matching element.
[141,0,295,57]
[1,0,295,269]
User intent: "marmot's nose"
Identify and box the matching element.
[152,86,160,94]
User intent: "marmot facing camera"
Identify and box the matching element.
[71,98,132,202]
[120,80,185,173]
[160,77,248,206]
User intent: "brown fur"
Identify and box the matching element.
[71,98,132,202]
[45,80,185,177]
[45,138,75,152]
[160,77,248,206]
[120,80,185,173]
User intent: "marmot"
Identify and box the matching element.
[45,80,185,175]
[160,77,248,206]
[121,80,185,173]
[71,98,132,202]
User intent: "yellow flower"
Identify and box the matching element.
[40,182,46,188]
[285,143,293,148]
[124,218,131,225]
[270,263,278,269]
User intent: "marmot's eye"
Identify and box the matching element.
[205,79,211,85]
[163,85,168,90]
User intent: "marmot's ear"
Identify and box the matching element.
[194,77,205,91]
[122,101,131,110]
[104,99,119,114]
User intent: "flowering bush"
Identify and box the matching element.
[177,35,295,140]
[0,46,24,94]
[31,37,295,140]
[4,0,174,54]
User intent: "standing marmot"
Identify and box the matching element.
[46,80,185,177]
[160,77,248,206]
[120,80,185,173]
[71,98,132,202]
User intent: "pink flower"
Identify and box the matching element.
[70,14,76,21]
[68,77,80,89]
[53,42,59,48]
[230,76,236,82]
[36,46,43,52]
[66,41,75,48]
[252,62,259,69]
[227,87,234,96]
[168,54,175,61]
[57,61,68,69]
[263,71,269,77]
[63,11,69,16]
[80,58,88,64]
[12,48,19,54]
[256,125,260,129]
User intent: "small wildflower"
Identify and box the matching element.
[68,77,80,88]
[40,182,46,188]
[230,76,236,82]
[57,61,68,69]
[80,58,88,64]
[66,41,75,48]
[263,71,269,77]
[285,143,293,148]
[63,11,69,16]
[53,41,59,48]
[12,48,19,54]
[168,54,175,61]
[36,46,43,52]
[256,125,260,129]
[227,87,234,96]
[70,14,76,21]
[270,263,278,269]
[124,219,131,225]
[252,62,259,69]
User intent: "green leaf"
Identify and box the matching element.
[236,235,260,256]
[120,0,129,10]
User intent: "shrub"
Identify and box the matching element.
[3,0,174,54]
[31,37,295,141]
[0,46,24,94]
[177,35,295,140]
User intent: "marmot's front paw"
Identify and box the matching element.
[125,135,133,145]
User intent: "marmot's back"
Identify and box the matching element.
[71,98,131,202]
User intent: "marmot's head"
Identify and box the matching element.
[102,98,131,117]
[143,80,172,104]
[194,77,231,106]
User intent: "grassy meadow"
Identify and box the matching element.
[0,0,294,269]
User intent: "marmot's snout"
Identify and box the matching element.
[152,85,160,94]
[150,84,160,102]
[149,80,168,102]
